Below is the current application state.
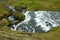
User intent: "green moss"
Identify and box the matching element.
[15,12,25,21]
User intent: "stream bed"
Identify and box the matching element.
[11,11,60,33]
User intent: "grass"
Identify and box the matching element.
[13,0,60,11]
[0,6,8,17]
[0,0,60,40]
[0,24,60,40]
[0,19,60,40]
[0,0,60,10]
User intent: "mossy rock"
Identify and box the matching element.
[15,12,25,22]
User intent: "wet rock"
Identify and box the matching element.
[8,16,15,24]
[8,6,16,16]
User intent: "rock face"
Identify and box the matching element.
[11,11,60,33]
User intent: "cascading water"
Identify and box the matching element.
[11,11,60,33]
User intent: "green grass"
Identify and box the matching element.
[0,24,60,40]
[0,6,8,17]
[0,19,60,40]
[0,0,60,40]
[12,0,60,11]
[0,0,60,10]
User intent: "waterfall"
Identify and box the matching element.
[11,11,60,33]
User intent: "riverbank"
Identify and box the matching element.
[0,25,60,40]
[0,0,60,11]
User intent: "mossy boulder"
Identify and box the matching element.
[14,12,25,22]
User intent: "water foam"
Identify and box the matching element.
[11,11,60,33]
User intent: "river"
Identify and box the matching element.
[11,11,60,33]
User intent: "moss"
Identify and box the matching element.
[14,12,25,21]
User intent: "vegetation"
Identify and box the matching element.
[0,0,60,40]
[0,6,9,19]
[0,0,60,10]
[0,24,60,40]
[14,12,25,22]
[0,19,10,26]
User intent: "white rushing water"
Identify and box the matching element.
[11,11,60,33]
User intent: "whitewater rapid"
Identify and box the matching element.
[11,11,60,33]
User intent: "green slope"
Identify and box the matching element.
[0,0,60,10]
